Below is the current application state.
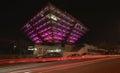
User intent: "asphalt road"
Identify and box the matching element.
[0,58,98,73]
[42,57,120,73]
[9,56,120,73]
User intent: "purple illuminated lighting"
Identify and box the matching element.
[57,16,74,26]
[70,33,80,38]
[22,3,88,44]
[68,37,78,41]
[53,35,63,40]
[30,36,42,44]
[32,15,46,26]
[74,25,86,33]
[68,40,75,43]
[37,26,51,34]
[23,27,32,33]
[32,37,39,41]
[69,36,78,40]
[53,32,66,37]
[26,30,34,36]
[53,27,68,33]
[36,21,51,30]
[44,36,52,41]
[72,30,82,35]
[41,31,52,37]
[53,21,70,30]
[29,33,37,38]
[35,40,42,44]
[22,23,32,29]
[41,33,49,37]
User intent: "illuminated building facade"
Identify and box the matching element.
[21,3,88,57]
[21,3,88,45]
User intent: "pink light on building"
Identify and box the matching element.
[21,3,88,44]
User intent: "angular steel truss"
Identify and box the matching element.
[21,3,88,44]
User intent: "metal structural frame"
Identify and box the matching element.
[21,3,88,45]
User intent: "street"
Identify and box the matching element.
[4,56,119,73]
[0,58,97,73]
[44,57,120,73]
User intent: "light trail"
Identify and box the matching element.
[0,55,109,64]
[8,56,118,73]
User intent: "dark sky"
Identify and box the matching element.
[0,0,120,45]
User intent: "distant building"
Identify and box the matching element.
[78,44,107,55]
[63,44,108,57]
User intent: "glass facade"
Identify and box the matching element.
[21,3,88,44]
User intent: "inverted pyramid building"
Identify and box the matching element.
[21,3,88,44]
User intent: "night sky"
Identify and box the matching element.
[0,0,120,46]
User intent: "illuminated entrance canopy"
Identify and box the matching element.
[21,3,88,44]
